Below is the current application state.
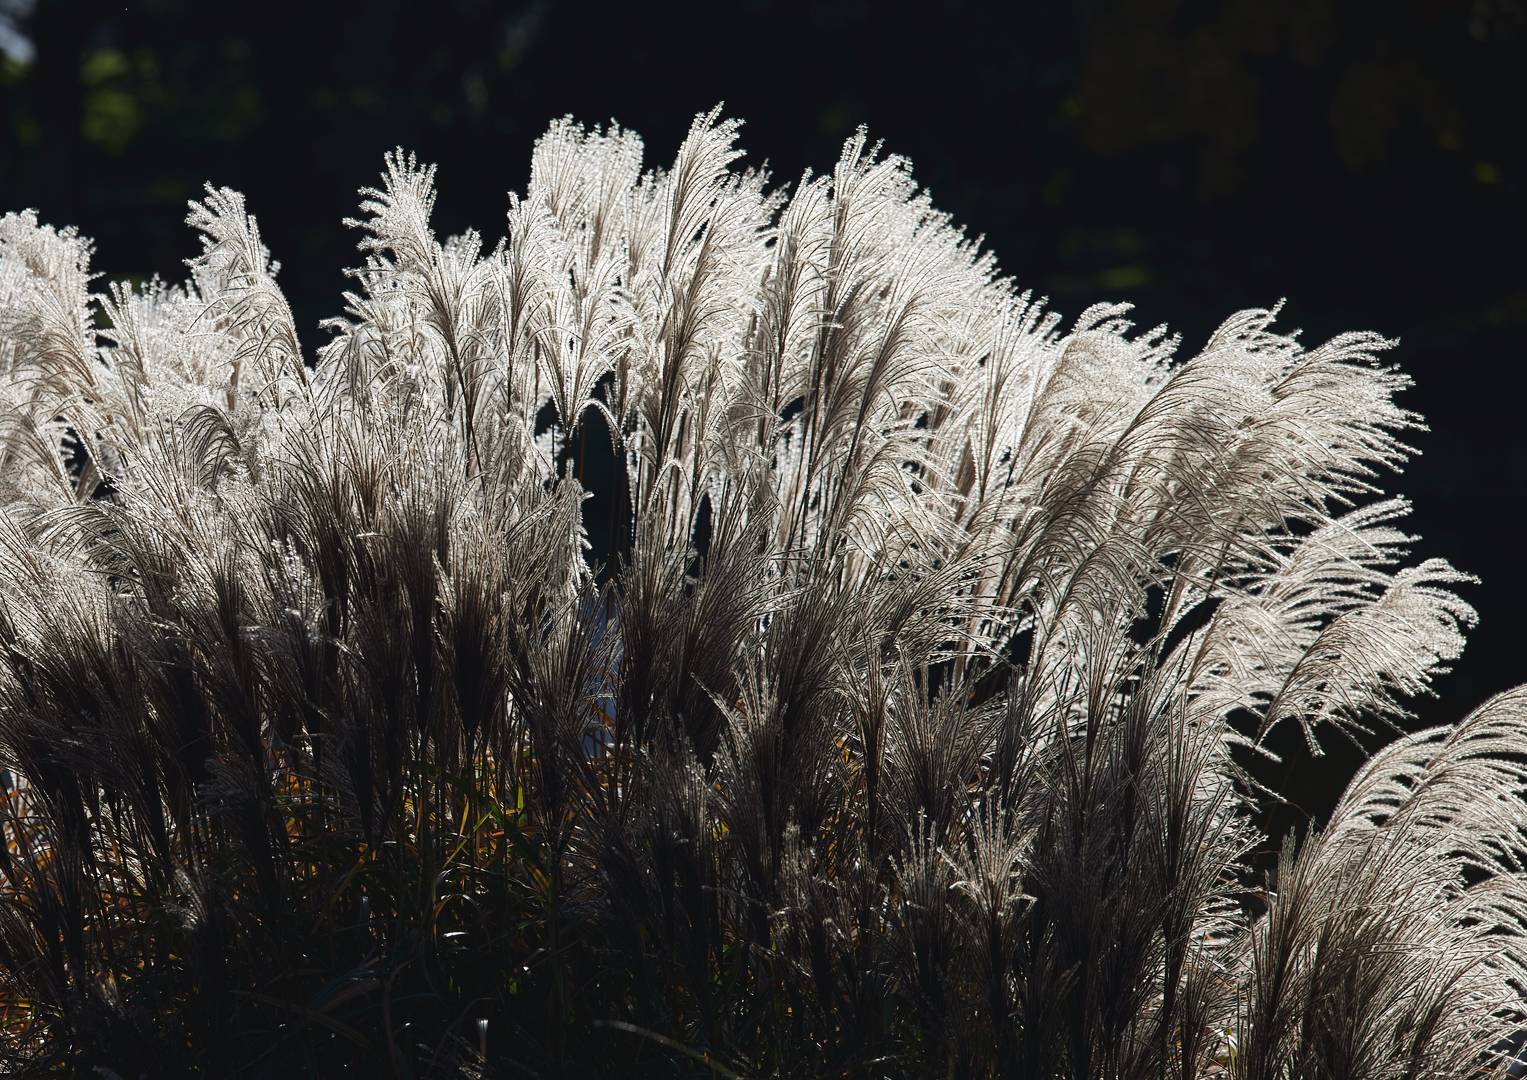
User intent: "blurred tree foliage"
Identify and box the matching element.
[1,0,1524,826]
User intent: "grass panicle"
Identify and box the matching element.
[0,110,1523,1077]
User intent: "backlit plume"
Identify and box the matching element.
[1,108,1524,1077]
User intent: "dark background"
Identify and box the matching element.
[2,0,1524,826]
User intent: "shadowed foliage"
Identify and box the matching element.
[0,109,1525,1077]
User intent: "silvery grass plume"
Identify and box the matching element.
[0,107,1524,1078]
